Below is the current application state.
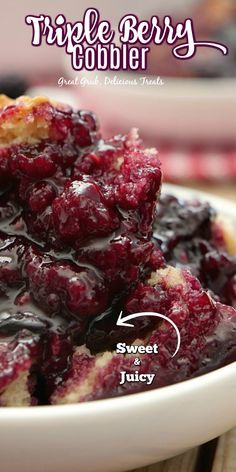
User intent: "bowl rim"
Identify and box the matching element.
[1,183,236,418]
[1,361,236,418]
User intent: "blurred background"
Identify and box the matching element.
[0,0,235,200]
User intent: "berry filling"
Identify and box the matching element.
[152,195,236,306]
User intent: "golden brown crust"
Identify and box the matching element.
[0,95,71,147]
[0,95,48,110]
[148,266,184,288]
[53,351,113,405]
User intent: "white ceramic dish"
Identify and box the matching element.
[1,184,236,472]
[64,63,236,144]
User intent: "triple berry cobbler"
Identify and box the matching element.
[0,95,235,406]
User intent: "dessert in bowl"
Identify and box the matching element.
[0,95,235,471]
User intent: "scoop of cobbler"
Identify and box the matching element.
[0,95,235,406]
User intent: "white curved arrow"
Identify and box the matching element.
[116,311,181,358]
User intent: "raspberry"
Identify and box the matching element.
[77,235,153,290]
[52,180,120,242]
[25,252,108,319]
[28,182,56,213]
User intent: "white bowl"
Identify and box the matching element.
[1,184,236,472]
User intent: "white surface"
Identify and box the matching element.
[0,184,236,472]
[1,0,195,73]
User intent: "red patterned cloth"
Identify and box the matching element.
[161,147,236,182]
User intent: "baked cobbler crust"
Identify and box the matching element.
[0,95,71,146]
